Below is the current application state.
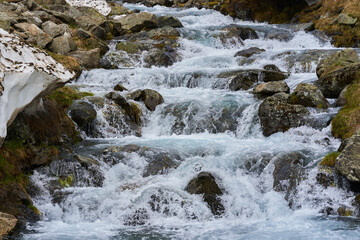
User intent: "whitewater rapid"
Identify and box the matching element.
[23,3,360,240]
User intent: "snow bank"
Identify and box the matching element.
[0,29,75,146]
[65,0,112,16]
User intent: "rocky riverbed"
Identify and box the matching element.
[1,0,360,239]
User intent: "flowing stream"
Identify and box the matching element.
[22,3,360,239]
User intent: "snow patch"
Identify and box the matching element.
[65,0,111,16]
[0,29,75,145]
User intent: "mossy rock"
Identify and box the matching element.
[116,42,139,54]
[47,86,93,110]
[319,152,340,167]
[331,78,360,139]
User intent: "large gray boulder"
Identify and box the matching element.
[69,48,100,69]
[49,33,77,55]
[289,83,330,109]
[41,21,68,38]
[117,12,158,32]
[259,93,310,136]
[158,15,183,28]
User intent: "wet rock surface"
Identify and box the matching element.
[259,93,310,136]
[185,172,225,216]
[289,83,329,109]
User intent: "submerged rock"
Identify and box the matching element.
[128,89,164,111]
[289,83,329,109]
[258,93,310,136]
[185,172,225,216]
[234,47,265,58]
[158,15,183,28]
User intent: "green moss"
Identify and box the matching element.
[2,139,24,151]
[320,152,340,166]
[288,93,298,104]
[47,86,94,110]
[59,175,74,188]
[0,155,28,185]
[331,77,360,139]
[28,204,41,215]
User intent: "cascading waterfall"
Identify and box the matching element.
[22,3,360,239]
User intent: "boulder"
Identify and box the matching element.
[0,212,17,237]
[228,71,259,91]
[14,22,53,48]
[265,29,292,41]
[69,48,101,69]
[258,93,310,136]
[68,101,97,134]
[234,47,265,58]
[117,12,158,32]
[253,81,290,96]
[185,172,225,216]
[289,83,329,109]
[105,91,132,116]
[141,89,164,111]
[147,26,180,39]
[335,131,360,183]
[337,13,357,26]
[49,33,77,55]
[316,49,359,79]
[263,64,281,72]
[41,21,67,38]
[144,48,177,68]
[260,69,289,82]
[158,15,183,28]
[315,63,360,98]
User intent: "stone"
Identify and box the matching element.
[265,29,293,41]
[144,48,177,68]
[258,93,310,136]
[68,101,97,134]
[263,64,281,72]
[185,172,225,216]
[316,49,360,79]
[49,33,77,55]
[335,86,348,107]
[141,89,164,111]
[273,152,305,199]
[14,22,53,48]
[0,212,17,237]
[117,12,158,32]
[335,131,360,183]
[75,154,99,166]
[315,63,360,98]
[260,69,289,82]
[337,13,357,26]
[289,83,330,108]
[221,25,259,40]
[76,28,91,39]
[228,71,259,91]
[69,48,101,69]
[158,15,183,28]
[253,81,290,96]
[105,91,132,116]
[234,47,265,58]
[114,83,128,92]
[127,89,143,100]
[41,21,65,38]
[147,26,180,39]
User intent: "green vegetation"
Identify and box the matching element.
[47,51,81,73]
[320,152,340,167]
[47,86,94,110]
[332,77,360,139]
[28,204,41,215]
[59,175,74,188]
